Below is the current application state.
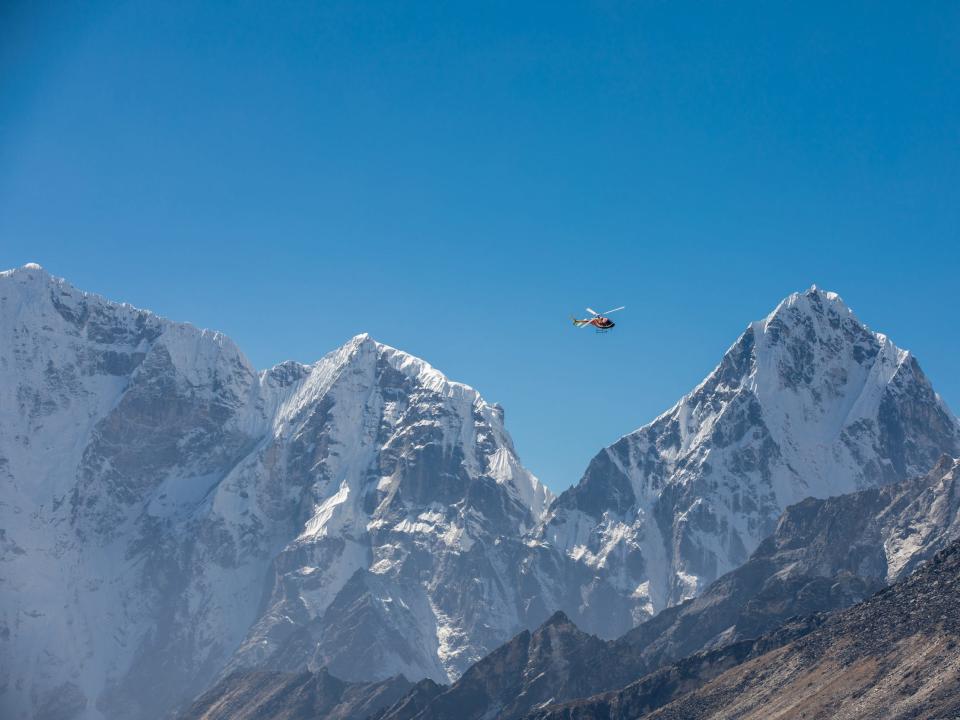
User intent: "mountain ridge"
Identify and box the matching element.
[2,265,958,720]
[0,265,553,719]
[538,285,959,637]
[370,456,960,720]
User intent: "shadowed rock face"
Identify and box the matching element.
[525,618,824,720]
[539,287,960,638]
[640,539,960,720]
[373,612,628,720]
[369,679,446,720]
[0,266,552,720]
[177,669,413,720]
[376,458,960,720]
[528,538,960,720]
[618,455,960,665]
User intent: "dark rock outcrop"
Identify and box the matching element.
[178,668,412,720]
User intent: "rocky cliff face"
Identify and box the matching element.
[637,538,960,720]
[540,286,960,637]
[178,670,412,720]
[374,611,627,720]
[374,457,960,720]
[617,454,960,665]
[0,265,551,720]
[525,618,822,720]
[530,526,960,720]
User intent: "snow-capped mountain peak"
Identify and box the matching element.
[2,272,957,720]
[540,286,960,638]
[0,268,550,720]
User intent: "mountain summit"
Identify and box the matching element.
[1,271,957,720]
[0,266,550,719]
[538,286,959,637]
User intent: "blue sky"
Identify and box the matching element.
[2,1,958,491]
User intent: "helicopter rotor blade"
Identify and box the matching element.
[601,306,625,315]
[586,307,599,316]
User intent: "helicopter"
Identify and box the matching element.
[572,306,625,332]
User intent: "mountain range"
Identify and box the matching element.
[1,264,957,720]
[363,456,960,720]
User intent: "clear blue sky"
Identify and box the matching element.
[2,1,958,491]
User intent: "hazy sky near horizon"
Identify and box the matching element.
[2,1,958,490]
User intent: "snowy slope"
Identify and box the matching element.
[2,269,957,720]
[0,265,550,720]
[538,286,960,637]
